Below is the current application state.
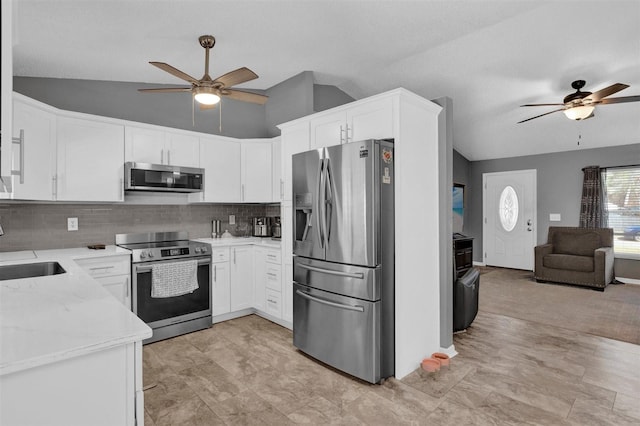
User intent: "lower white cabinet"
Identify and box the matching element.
[75,254,131,308]
[254,246,283,320]
[211,248,231,317]
[230,245,253,311]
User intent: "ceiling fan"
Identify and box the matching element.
[518,80,640,123]
[138,35,267,109]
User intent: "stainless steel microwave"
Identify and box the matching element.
[124,162,204,193]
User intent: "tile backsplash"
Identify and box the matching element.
[0,203,281,252]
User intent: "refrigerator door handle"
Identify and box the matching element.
[317,158,326,248]
[298,263,364,279]
[296,289,364,312]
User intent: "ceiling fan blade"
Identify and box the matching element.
[596,95,640,105]
[517,108,566,124]
[520,103,566,107]
[138,87,192,93]
[149,62,199,84]
[213,67,258,88]
[223,89,268,105]
[583,83,629,102]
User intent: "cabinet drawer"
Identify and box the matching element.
[265,289,282,318]
[265,249,281,264]
[266,265,281,291]
[211,248,230,262]
[76,255,130,278]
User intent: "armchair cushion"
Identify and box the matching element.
[553,231,601,257]
[543,254,594,273]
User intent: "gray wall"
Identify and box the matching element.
[264,71,315,137]
[465,143,640,278]
[314,84,355,113]
[14,77,267,139]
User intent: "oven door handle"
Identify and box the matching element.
[134,258,211,273]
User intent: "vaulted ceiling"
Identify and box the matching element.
[12,0,640,161]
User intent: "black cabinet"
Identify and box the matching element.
[453,234,473,279]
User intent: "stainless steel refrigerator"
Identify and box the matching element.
[292,139,394,384]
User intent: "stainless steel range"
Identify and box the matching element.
[116,231,211,344]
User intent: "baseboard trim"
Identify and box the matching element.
[438,344,458,359]
[473,261,486,267]
[616,277,640,285]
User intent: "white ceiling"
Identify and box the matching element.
[12,0,640,161]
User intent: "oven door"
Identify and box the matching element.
[132,256,211,328]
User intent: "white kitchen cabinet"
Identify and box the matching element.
[230,245,254,311]
[10,96,57,200]
[254,246,282,319]
[272,137,282,202]
[75,254,131,308]
[253,247,267,312]
[241,140,272,202]
[192,136,241,203]
[281,202,294,326]
[283,263,293,324]
[1,0,13,187]
[279,121,310,201]
[125,125,199,167]
[309,96,394,149]
[211,248,231,317]
[56,116,125,202]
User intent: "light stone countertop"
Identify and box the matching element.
[197,236,282,249]
[0,246,151,376]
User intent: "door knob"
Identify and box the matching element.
[527,219,532,226]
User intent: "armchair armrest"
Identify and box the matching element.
[594,247,614,285]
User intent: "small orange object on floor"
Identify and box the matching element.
[431,352,450,367]
[421,358,440,373]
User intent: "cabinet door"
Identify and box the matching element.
[309,110,346,149]
[125,126,166,164]
[253,247,266,312]
[198,136,241,202]
[56,116,124,202]
[241,141,272,202]
[230,246,253,311]
[347,97,394,142]
[95,275,131,309]
[11,99,56,200]
[212,261,231,316]
[281,122,310,201]
[283,263,293,325]
[271,138,282,202]
[166,131,200,167]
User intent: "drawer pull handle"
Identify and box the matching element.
[296,289,364,312]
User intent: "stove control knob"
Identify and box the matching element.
[195,247,202,254]
[148,251,154,258]
[139,252,147,259]
[200,246,207,253]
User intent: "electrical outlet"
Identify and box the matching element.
[67,217,78,231]
[229,214,236,225]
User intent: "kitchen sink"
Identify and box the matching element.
[0,262,66,281]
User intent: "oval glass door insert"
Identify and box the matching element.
[499,185,518,232]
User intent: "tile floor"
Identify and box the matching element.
[143,312,640,425]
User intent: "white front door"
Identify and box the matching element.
[483,170,536,270]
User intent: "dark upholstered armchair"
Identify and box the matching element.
[534,227,614,291]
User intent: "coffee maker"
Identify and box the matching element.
[252,217,271,237]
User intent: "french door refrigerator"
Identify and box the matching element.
[292,139,394,384]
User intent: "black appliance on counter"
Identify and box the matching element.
[453,233,479,332]
[116,231,211,344]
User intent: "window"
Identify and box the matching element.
[603,165,640,257]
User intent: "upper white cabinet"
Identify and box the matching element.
[125,125,199,167]
[309,97,394,149]
[11,97,57,201]
[0,0,13,186]
[272,137,282,202]
[56,115,124,202]
[279,121,310,201]
[241,139,272,202]
[193,136,241,203]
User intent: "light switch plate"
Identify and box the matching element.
[229,214,236,225]
[549,213,561,222]
[67,217,79,231]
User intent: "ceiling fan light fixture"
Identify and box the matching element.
[194,87,221,105]
[563,105,595,120]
